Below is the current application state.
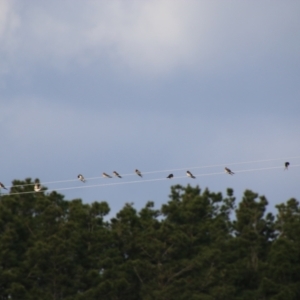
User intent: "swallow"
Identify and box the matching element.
[113,171,122,178]
[103,173,112,178]
[284,162,290,170]
[186,171,196,179]
[34,183,42,192]
[78,174,86,182]
[166,174,174,179]
[224,167,234,175]
[135,169,142,177]
[0,182,7,190]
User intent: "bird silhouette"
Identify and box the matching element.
[186,171,196,179]
[135,169,142,177]
[113,171,122,178]
[34,183,42,192]
[0,182,7,190]
[224,167,234,175]
[103,173,112,178]
[284,162,290,170]
[78,174,86,182]
[166,174,174,179]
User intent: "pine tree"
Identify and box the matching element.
[228,190,275,299]
[260,199,300,299]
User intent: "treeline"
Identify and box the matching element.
[0,179,300,300]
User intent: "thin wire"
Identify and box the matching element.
[3,164,299,197]
[132,156,300,176]
[5,155,300,189]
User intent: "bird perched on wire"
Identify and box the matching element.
[224,167,234,175]
[78,174,86,182]
[0,182,7,190]
[186,171,196,179]
[113,171,122,178]
[103,172,112,178]
[135,169,142,177]
[166,174,174,179]
[34,183,42,192]
[284,162,290,170]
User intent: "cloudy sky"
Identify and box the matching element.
[1,0,299,216]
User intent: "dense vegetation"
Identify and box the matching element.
[0,179,299,300]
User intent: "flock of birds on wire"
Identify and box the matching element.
[0,162,291,194]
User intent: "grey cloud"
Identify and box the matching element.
[1,1,299,77]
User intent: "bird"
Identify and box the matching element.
[78,174,86,182]
[135,169,142,177]
[284,162,290,170]
[103,173,112,178]
[34,183,42,192]
[224,167,234,175]
[186,171,196,179]
[0,182,7,190]
[113,171,122,178]
[166,174,174,179]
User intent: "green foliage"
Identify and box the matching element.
[0,179,299,299]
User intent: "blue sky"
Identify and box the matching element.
[1,0,300,217]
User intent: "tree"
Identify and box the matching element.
[260,199,300,299]
[228,190,275,300]
[0,178,299,300]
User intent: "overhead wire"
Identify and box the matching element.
[5,155,300,189]
[134,155,300,176]
[2,163,300,197]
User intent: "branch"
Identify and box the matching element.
[140,247,152,259]
[166,264,194,284]
[162,243,174,259]
[133,267,144,285]
[25,222,36,237]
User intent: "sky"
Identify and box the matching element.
[1,0,300,217]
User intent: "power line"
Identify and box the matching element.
[137,156,300,175]
[3,164,299,197]
[5,155,300,189]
